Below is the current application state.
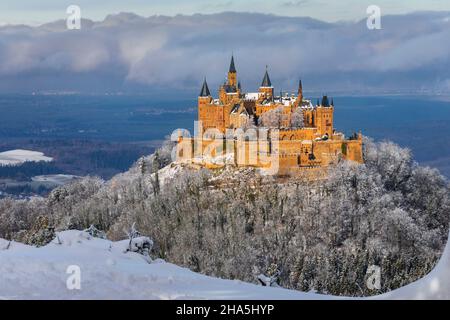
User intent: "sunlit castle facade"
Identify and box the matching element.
[177,56,363,175]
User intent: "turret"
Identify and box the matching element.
[259,66,274,101]
[316,95,334,137]
[227,55,237,87]
[199,78,211,97]
[261,67,272,87]
[198,78,212,107]
[198,77,213,134]
[321,95,330,107]
[296,79,303,105]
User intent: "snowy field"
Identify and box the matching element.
[32,174,80,186]
[0,230,449,300]
[0,149,53,166]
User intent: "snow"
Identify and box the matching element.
[194,153,235,166]
[154,162,196,185]
[244,92,260,100]
[1,229,450,299]
[0,149,53,166]
[0,230,313,300]
[32,174,80,185]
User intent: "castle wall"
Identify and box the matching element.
[343,139,364,163]
[279,128,317,141]
[176,132,363,175]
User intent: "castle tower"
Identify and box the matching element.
[315,95,334,137]
[259,66,274,101]
[228,55,237,87]
[198,78,213,131]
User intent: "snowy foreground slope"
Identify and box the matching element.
[0,230,449,300]
[0,231,312,300]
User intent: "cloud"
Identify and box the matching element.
[281,0,312,7]
[203,1,234,10]
[0,11,449,94]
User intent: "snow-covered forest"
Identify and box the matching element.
[0,137,449,297]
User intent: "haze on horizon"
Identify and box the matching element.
[0,0,449,25]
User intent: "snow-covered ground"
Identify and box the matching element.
[0,231,314,300]
[32,174,80,186]
[1,229,449,300]
[0,149,53,166]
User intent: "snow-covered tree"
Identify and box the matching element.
[290,107,305,128]
[258,106,285,128]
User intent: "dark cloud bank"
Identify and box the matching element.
[0,11,449,96]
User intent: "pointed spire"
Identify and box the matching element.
[331,98,334,106]
[229,55,236,73]
[238,81,241,90]
[261,66,272,87]
[321,95,330,107]
[199,78,211,97]
[298,79,303,101]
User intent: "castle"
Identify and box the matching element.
[176,56,363,175]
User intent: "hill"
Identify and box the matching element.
[0,137,449,297]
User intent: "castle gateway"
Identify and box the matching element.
[176,56,363,175]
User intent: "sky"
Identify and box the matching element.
[0,2,449,95]
[0,0,450,25]
[0,10,449,95]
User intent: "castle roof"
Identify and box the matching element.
[229,55,237,73]
[261,68,272,87]
[199,78,211,97]
[321,95,330,107]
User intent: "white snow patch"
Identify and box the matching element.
[244,92,260,100]
[154,162,192,185]
[32,174,80,185]
[0,149,53,166]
